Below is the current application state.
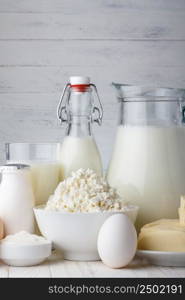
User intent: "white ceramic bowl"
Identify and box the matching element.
[34,205,138,261]
[0,240,52,267]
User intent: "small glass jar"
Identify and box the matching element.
[0,164,35,235]
[6,143,60,206]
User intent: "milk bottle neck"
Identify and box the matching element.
[66,115,92,137]
[66,88,93,138]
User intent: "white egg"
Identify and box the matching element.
[97,213,137,268]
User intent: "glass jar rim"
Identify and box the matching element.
[0,164,30,173]
[5,142,59,145]
[112,83,185,102]
[117,97,185,103]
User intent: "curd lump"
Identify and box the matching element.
[45,168,127,212]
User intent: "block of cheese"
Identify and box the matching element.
[138,197,185,252]
[138,219,185,252]
[0,217,4,239]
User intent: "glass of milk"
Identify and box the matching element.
[107,84,185,230]
[6,143,60,206]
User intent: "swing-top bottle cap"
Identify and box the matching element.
[69,76,90,86]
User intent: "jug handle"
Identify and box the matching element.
[0,167,3,184]
[179,100,185,124]
[182,106,185,124]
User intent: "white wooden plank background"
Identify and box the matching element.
[1,12,185,40]
[0,0,185,167]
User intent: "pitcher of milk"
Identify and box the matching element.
[107,84,185,230]
[57,76,103,179]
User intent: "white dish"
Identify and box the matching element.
[34,205,139,261]
[0,240,52,267]
[136,250,185,267]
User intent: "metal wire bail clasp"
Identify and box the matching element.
[90,84,103,125]
[57,83,70,124]
[57,82,103,125]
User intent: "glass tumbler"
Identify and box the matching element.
[6,143,60,206]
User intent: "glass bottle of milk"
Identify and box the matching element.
[57,76,103,179]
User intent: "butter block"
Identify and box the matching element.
[138,219,185,252]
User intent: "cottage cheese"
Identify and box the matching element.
[45,168,127,212]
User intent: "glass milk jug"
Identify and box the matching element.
[57,76,103,179]
[107,84,185,230]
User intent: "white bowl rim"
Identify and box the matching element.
[33,204,139,215]
[0,241,52,248]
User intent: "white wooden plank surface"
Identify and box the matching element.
[1,252,185,278]
[83,260,166,278]
[8,261,51,278]
[1,0,185,13]
[0,66,185,95]
[0,0,184,42]
[49,252,95,278]
[1,40,185,66]
[0,11,185,40]
[0,263,9,278]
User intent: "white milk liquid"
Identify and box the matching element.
[107,126,185,230]
[57,136,102,179]
[7,161,60,206]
